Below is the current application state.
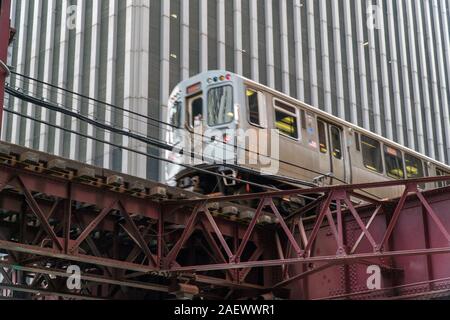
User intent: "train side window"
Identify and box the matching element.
[318,121,328,154]
[436,168,450,187]
[188,95,203,128]
[247,89,260,126]
[246,89,268,128]
[330,126,342,159]
[274,100,299,139]
[384,146,404,180]
[405,154,424,179]
[361,135,383,174]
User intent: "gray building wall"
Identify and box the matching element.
[3,0,450,181]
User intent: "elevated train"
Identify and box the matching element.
[165,71,450,211]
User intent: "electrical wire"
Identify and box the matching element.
[8,71,343,181]
[3,106,280,192]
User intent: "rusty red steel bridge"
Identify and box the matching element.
[0,142,448,300]
[2,0,450,300]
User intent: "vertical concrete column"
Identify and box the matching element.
[343,0,358,125]
[38,0,56,153]
[331,0,345,119]
[355,0,370,130]
[86,0,102,165]
[249,0,259,82]
[306,0,318,107]
[69,0,86,161]
[414,0,436,159]
[265,0,274,88]
[319,0,331,113]
[396,0,416,150]
[279,0,290,95]
[293,0,304,101]
[199,0,208,72]
[54,0,70,157]
[24,0,42,149]
[405,0,425,155]
[103,0,118,169]
[217,0,226,70]
[11,0,29,145]
[180,0,189,79]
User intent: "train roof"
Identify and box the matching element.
[174,70,450,171]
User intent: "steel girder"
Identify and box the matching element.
[0,158,449,299]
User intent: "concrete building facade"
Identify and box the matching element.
[3,0,450,181]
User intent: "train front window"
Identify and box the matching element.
[405,155,424,179]
[384,146,404,179]
[361,135,383,174]
[188,96,204,128]
[207,86,234,126]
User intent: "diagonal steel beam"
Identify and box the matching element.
[16,176,63,251]
[164,203,203,268]
[70,200,118,253]
[117,202,158,267]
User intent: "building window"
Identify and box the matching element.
[318,121,327,154]
[384,146,404,180]
[274,100,299,139]
[361,135,383,174]
[405,155,424,179]
[207,86,234,126]
[330,126,342,160]
[247,89,260,126]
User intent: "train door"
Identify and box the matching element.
[317,119,346,185]
[186,93,204,163]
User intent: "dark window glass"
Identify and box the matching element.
[188,96,203,128]
[318,121,327,154]
[207,86,234,126]
[384,146,404,180]
[330,126,342,160]
[275,103,299,139]
[361,136,383,174]
[247,89,260,126]
[405,155,424,179]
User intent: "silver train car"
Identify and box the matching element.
[164,70,450,211]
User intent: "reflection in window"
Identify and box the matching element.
[247,89,260,126]
[318,121,327,154]
[274,101,299,139]
[384,146,404,179]
[330,126,342,159]
[170,101,182,128]
[405,155,424,179]
[189,97,203,128]
[207,86,234,126]
[361,135,383,173]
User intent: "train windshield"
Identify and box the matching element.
[207,85,234,126]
